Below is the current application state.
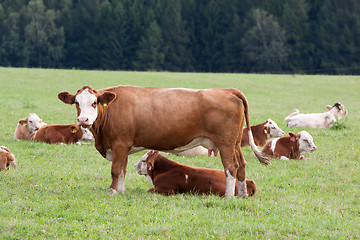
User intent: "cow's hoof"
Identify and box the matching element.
[108,188,118,195]
[237,192,248,198]
[224,194,235,199]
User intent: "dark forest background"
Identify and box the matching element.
[0,0,359,74]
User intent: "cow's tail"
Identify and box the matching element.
[284,108,299,122]
[228,89,271,166]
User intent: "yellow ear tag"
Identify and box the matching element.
[103,103,108,107]
[22,123,27,127]
[71,128,77,133]
[264,129,268,134]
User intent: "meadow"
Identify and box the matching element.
[0,67,359,239]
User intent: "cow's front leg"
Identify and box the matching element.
[235,146,248,198]
[109,146,129,194]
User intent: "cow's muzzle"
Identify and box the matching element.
[77,117,91,128]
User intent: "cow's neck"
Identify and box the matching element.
[149,154,178,179]
[91,105,107,158]
[285,138,300,159]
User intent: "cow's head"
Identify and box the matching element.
[289,131,317,155]
[135,150,157,175]
[264,119,285,138]
[58,86,116,128]
[326,103,348,120]
[19,113,43,134]
[0,146,17,171]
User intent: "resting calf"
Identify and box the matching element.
[31,124,93,144]
[0,146,17,170]
[135,151,256,197]
[284,103,348,128]
[178,119,284,156]
[262,131,317,160]
[241,119,284,147]
[14,113,46,140]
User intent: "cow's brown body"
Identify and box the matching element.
[262,136,301,159]
[31,124,85,144]
[138,151,256,196]
[241,122,269,147]
[58,86,270,197]
[0,146,16,170]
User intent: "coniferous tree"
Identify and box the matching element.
[241,9,289,73]
[315,0,360,74]
[24,0,65,68]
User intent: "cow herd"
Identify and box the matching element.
[1,84,348,199]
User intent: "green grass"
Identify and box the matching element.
[0,67,359,239]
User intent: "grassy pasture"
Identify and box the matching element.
[0,67,359,239]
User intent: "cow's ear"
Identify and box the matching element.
[263,126,269,134]
[19,119,27,126]
[58,91,76,104]
[70,126,79,134]
[326,105,332,111]
[289,132,297,142]
[98,92,116,107]
[147,160,154,171]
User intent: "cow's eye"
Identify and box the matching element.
[91,101,97,108]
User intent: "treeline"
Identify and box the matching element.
[0,0,359,74]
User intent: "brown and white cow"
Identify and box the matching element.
[0,146,17,170]
[261,131,317,160]
[31,124,94,144]
[135,151,257,197]
[241,119,284,147]
[58,86,270,198]
[14,113,47,140]
[284,103,348,128]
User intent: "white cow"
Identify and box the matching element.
[14,113,47,140]
[284,103,348,129]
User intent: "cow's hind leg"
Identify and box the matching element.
[235,145,248,198]
[109,146,129,194]
[219,147,239,198]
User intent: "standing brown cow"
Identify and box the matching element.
[58,86,270,198]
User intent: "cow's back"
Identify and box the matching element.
[32,124,82,144]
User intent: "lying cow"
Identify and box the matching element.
[241,119,284,147]
[31,124,94,144]
[178,119,284,156]
[58,86,270,198]
[284,103,348,128]
[14,113,47,140]
[0,146,17,170]
[261,131,317,160]
[135,151,257,197]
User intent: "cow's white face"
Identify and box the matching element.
[27,113,42,133]
[75,88,98,128]
[265,119,285,138]
[298,131,317,155]
[135,152,150,175]
[80,127,94,141]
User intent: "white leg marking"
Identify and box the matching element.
[280,156,289,160]
[117,171,125,193]
[185,174,189,184]
[237,179,248,198]
[225,170,236,198]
